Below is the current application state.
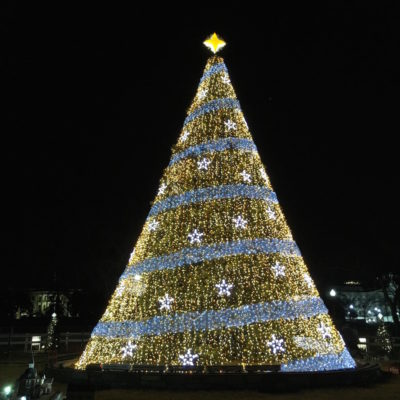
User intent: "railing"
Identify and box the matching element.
[0,332,90,352]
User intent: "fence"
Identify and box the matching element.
[357,335,400,354]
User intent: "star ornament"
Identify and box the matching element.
[158,183,167,195]
[240,170,251,183]
[271,261,285,278]
[159,293,174,311]
[233,215,247,229]
[198,88,208,100]
[267,334,286,355]
[318,322,332,339]
[116,280,126,297]
[148,219,159,232]
[121,341,137,358]
[303,273,313,288]
[224,119,237,131]
[181,130,190,142]
[266,207,276,220]
[197,157,211,171]
[221,73,230,84]
[216,279,233,296]
[179,348,199,366]
[128,248,136,263]
[188,229,204,244]
[259,168,269,184]
[203,33,226,54]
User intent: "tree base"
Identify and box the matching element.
[47,363,382,392]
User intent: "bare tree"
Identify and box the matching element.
[378,273,400,334]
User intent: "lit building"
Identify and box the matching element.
[327,281,394,323]
[15,289,79,319]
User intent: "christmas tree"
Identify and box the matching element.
[76,34,356,372]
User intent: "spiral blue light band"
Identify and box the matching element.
[149,184,277,218]
[122,238,300,279]
[281,348,356,371]
[184,98,241,126]
[169,137,257,166]
[93,296,327,339]
[200,63,228,83]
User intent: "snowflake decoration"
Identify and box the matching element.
[188,229,204,244]
[233,215,248,229]
[293,336,333,352]
[318,322,332,340]
[148,219,159,232]
[221,73,230,84]
[158,183,167,195]
[179,349,199,366]
[266,207,276,220]
[271,261,285,277]
[181,130,190,142]
[216,279,233,296]
[267,334,286,355]
[197,157,211,171]
[303,273,313,288]
[224,119,237,131]
[159,293,174,311]
[121,341,137,358]
[240,170,251,183]
[259,168,269,184]
[198,88,208,100]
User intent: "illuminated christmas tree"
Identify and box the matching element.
[76,34,356,372]
[376,323,392,354]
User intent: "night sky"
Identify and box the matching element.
[6,5,400,303]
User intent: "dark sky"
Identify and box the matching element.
[5,4,400,300]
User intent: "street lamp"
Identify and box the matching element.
[329,289,336,297]
[3,385,12,396]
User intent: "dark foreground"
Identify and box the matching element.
[94,376,400,400]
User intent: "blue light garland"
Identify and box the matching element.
[199,62,228,84]
[281,348,356,371]
[183,98,241,127]
[149,184,277,217]
[93,296,327,339]
[123,238,300,278]
[169,137,257,166]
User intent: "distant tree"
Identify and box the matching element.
[378,273,400,334]
[0,289,33,320]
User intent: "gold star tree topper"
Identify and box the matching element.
[203,33,226,54]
